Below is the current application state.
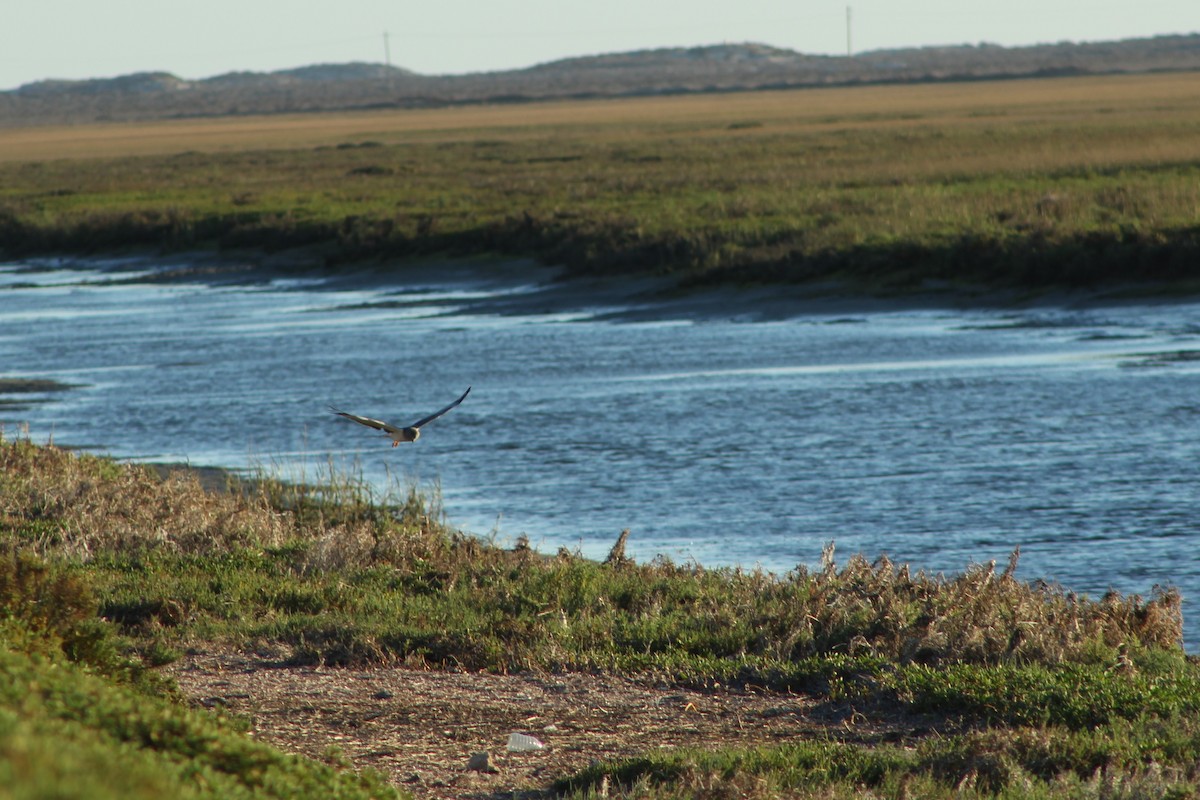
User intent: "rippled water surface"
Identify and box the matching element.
[4,257,1199,648]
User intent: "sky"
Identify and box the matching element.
[3,0,1197,91]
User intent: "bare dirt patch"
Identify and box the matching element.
[169,652,920,799]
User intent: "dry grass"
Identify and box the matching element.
[763,546,1184,667]
[0,435,289,556]
[0,434,445,570]
[1,72,1197,163]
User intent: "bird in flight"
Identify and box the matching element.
[330,386,471,446]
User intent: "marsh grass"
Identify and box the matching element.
[559,718,1200,799]
[3,433,1198,798]
[2,73,1200,291]
[1,433,1182,672]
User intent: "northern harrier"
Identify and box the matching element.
[330,386,470,446]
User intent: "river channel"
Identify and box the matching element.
[3,255,1197,648]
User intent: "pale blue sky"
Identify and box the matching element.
[3,0,1196,90]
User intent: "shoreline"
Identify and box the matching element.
[11,247,1200,324]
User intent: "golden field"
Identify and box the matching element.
[3,72,1199,162]
[2,71,1199,289]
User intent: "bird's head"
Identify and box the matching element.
[391,427,421,446]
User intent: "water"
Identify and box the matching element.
[3,256,1198,649]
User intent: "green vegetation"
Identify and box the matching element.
[3,433,1199,797]
[2,74,1200,292]
[0,640,399,800]
[0,440,402,799]
[560,721,1200,799]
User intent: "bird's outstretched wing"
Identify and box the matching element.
[329,407,404,435]
[409,386,471,429]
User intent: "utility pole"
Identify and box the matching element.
[846,6,853,58]
[383,31,392,68]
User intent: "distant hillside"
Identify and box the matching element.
[3,35,1199,127]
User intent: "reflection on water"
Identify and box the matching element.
[3,256,1199,649]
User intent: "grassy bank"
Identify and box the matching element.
[3,434,1199,797]
[2,73,1200,292]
